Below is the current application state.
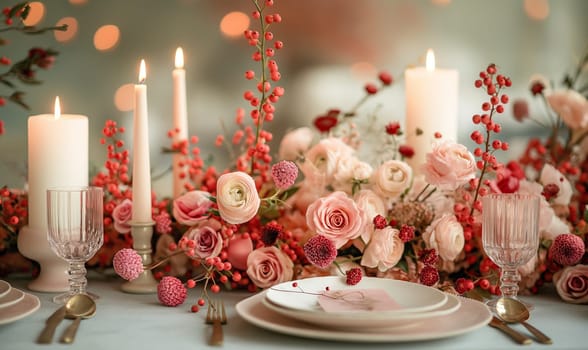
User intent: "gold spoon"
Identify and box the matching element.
[59,294,97,344]
[496,297,552,344]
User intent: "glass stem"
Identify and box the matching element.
[500,267,520,298]
[69,260,87,295]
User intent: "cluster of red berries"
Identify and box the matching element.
[0,187,28,245]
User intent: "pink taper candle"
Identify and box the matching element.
[172,47,189,198]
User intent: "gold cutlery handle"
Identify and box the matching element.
[60,317,81,344]
[209,319,224,346]
[36,309,65,344]
[489,317,532,345]
[522,321,552,344]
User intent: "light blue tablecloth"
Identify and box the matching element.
[1,274,586,350]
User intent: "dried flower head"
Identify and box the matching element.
[157,276,187,307]
[345,267,363,285]
[419,265,439,286]
[303,235,337,268]
[550,233,585,266]
[261,222,283,246]
[271,160,298,189]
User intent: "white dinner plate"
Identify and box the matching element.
[265,276,447,314]
[0,287,25,309]
[0,280,10,298]
[0,292,41,325]
[262,293,461,330]
[236,291,492,343]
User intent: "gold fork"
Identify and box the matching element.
[206,300,227,346]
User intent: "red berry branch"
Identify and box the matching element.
[469,64,512,216]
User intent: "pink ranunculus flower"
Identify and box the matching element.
[305,191,364,249]
[423,213,464,261]
[112,199,132,234]
[246,246,293,288]
[553,264,588,304]
[216,171,260,224]
[517,180,566,240]
[423,140,476,191]
[361,227,404,271]
[546,89,588,130]
[172,190,213,226]
[371,160,412,199]
[278,127,315,161]
[227,234,254,271]
[183,219,223,259]
[540,164,573,206]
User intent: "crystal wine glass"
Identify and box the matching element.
[482,193,540,310]
[47,186,104,304]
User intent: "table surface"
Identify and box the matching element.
[1,274,586,350]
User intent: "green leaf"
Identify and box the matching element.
[9,91,29,110]
[0,78,15,88]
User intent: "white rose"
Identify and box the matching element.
[423,213,464,261]
[300,137,355,188]
[540,164,573,206]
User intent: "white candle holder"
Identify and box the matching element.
[17,225,69,292]
[121,221,158,294]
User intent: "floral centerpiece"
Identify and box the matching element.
[2,0,587,309]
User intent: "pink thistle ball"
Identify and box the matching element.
[113,248,144,281]
[271,160,298,189]
[550,233,585,266]
[157,276,187,307]
[303,235,337,269]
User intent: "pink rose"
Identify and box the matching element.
[423,140,476,190]
[546,90,588,130]
[246,246,293,288]
[172,190,213,226]
[113,199,132,234]
[183,219,223,259]
[554,265,588,304]
[278,127,314,161]
[306,191,364,249]
[371,160,412,199]
[216,171,260,224]
[354,189,386,244]
[423,213,464,261]
[361,227,404,271]
[227,235,253,270]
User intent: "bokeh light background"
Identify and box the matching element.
[1,0,586,197]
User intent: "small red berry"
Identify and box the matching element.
[210,284,221,293]
[274,41,284,49]
[191,305,199,313]
[365,83,378,94]
[198,298,206,306]
[378,71,393,85]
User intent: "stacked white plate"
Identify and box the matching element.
[236,276,492,343]
[0,280,41,325]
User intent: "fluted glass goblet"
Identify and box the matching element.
[47,186,103,304]
[482,193,540,310]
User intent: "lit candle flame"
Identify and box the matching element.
[54,96,61,120]
[425,49,435,72]
[175,47,184,69]
[139,59,146,84]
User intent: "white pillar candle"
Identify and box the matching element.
[132,59,153,223]
[405,49,458,174]
[27,97,89,229]
[18,97,88,291]
[172,47,189,198]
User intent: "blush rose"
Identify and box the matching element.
[172,190,213,226]
[305,191,364,249]
[112,199,132,234]
[423,140,476,190]
[361,227,404,271]
[246,246,293,288]
[183,219,223,259]
[371,160,412,199]
[554,265,588,304]
[423,213,465,261]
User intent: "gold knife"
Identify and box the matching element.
[489,316,532,345]
[36,306,66,344]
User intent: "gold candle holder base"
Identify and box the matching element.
[121,221,158,294]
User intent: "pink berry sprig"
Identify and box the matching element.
[469,64,512,215]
